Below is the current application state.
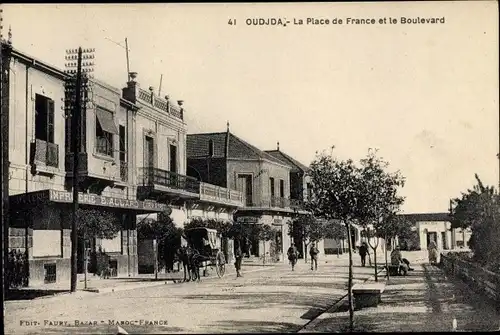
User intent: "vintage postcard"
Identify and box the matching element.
[1,2,499,334]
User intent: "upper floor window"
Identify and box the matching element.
[95,108,118,157]
[306,182,313,200]
[119,125,126,162]
[208,139,214,157]
[35,94,55,143]
[269,177,275,197]
[279,179,285,198]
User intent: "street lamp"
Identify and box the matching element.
[64,47,95,292]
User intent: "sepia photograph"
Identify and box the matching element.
[1,1,499,334]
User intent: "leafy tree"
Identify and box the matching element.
[356,150,405,281]
[184,217,233,237]
[307,147,365,331]
[450,174,500,272]
[76,208,121,240]
[307,147,405,330]
[137,215,183,278]
[324,220,348,257]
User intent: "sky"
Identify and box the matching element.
[2,2,498,213]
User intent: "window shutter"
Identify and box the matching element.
[47,99,55,143]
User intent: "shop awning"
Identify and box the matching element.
[10,190,168,213]
[96,108,119,134]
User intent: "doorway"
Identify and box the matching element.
[427,232,437,249]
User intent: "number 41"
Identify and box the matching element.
[228,19,236,25]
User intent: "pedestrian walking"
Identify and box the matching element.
[428,240,438,265]
[234,238,243,278]
[309,243,319,270]
[287,243,298,271]
[359,242,369,267]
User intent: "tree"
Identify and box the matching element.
[137,215,183,279]
[257,224,277,264]
[450,174,500,272]
[307,147,405,331]
[357,150,405,281]
[184,217,233,237]
[324,220,347,257]
[76,208,121,240]
[307,148,366,332]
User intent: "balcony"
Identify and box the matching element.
[30,139,59,169]
[241,196,311,214]
[137,167,200,200]
[137,88,184,121]
[199,182,244,207]
[120,161,128,182]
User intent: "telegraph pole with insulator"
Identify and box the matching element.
[64,47,95,292]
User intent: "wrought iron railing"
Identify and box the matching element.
[120,161,128,182]
[138,167,200,194]
[31,139,59,168]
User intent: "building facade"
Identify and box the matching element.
[4,48,174,287]
[122,76,244,273]
[187,128,311,263]
[400,213,472,251]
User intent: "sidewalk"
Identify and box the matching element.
[304,263,500,332]
[6,262,278,300]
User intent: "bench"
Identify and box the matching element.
[352,282,386,309]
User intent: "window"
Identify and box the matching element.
[279,179,285,198]
[170,144,178,173]
[306,182,313,200]
[208,139,214,157]
[95,108,118,157]
[119,125,126,162]
[144,136,154,168]
[237,175,253,206]
[35,94,55,143]
[269,177,275,197]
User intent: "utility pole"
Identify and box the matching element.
[64,47,94,292]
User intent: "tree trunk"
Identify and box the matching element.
[154,238,158,280]
[346,221,354,332]
[384,234,390,280]
[373,248,378,282]
[336,238,340,258]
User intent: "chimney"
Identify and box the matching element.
[277,141,280,150]
[123,72,139,103]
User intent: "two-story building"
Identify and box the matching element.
[187,127,310,263]
[5,47,169,287]
[122,76,244,273]
[263,144,320,258]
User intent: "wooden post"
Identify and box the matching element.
[346,221,354,332]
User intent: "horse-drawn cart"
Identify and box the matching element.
[181,227,226,281]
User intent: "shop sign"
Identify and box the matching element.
[273,218,283,225]
[49,190,168,211]
[237,216,259,223]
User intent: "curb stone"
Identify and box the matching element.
[298,267,388,333]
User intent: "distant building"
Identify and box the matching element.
[399,213,471,251]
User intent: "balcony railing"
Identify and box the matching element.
[120,161,128,182]
[138,167,200,194]
[31,139,59,168]
[244,196,290,209]
[137,88,184,121]
[199,182,244,206]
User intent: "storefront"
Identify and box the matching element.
[9,189,168,287]
[235,212,293,263]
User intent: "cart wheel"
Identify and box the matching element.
[215,252,226,278]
